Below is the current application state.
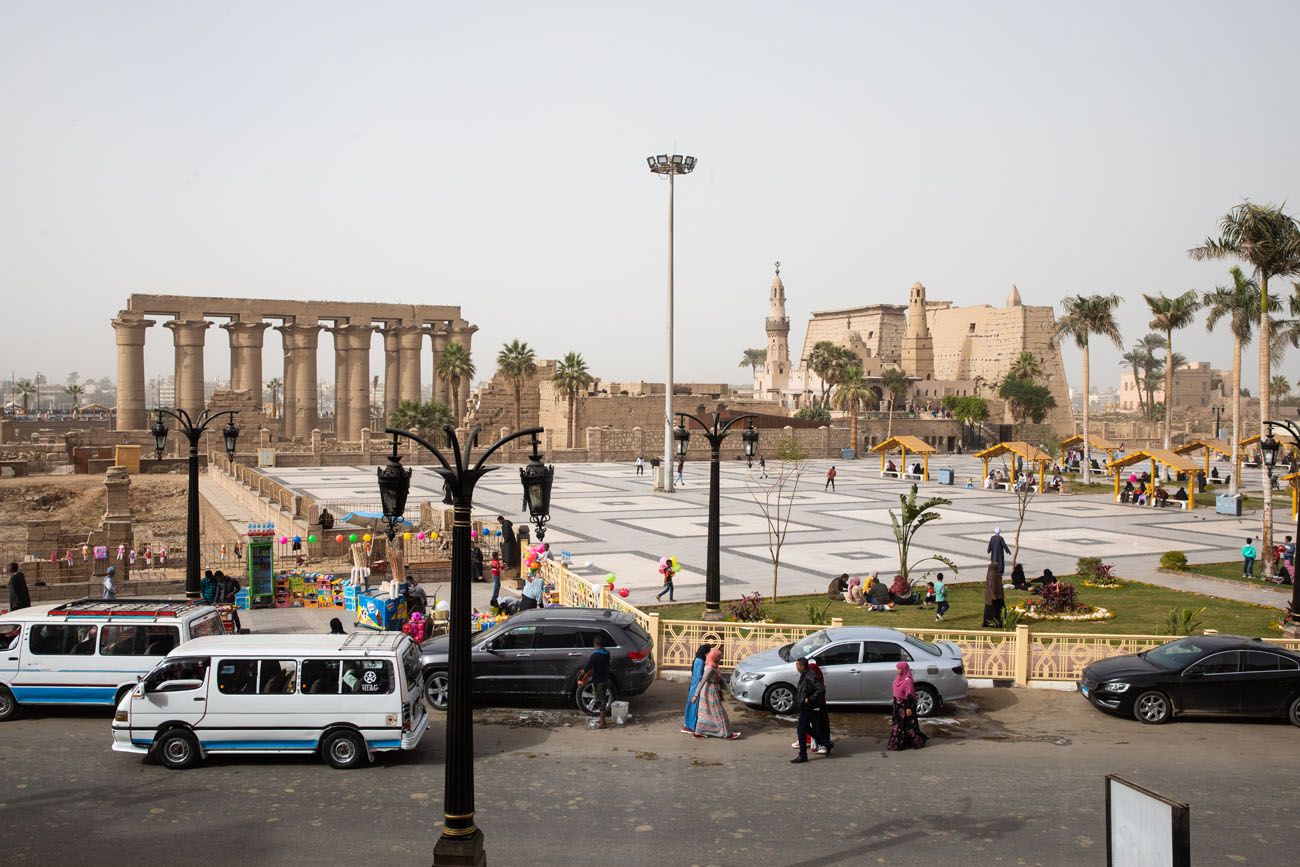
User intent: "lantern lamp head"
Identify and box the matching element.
[222,415,240,460]
[150,415,169,459]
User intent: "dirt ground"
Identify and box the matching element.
[0,474,190,550]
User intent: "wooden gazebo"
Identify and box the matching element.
[870,435,938,481]
[1107,449,1201,510]
[1240,434,1300,466]
[974,442,1053,493]
[1173,438,1237,485]
[1284,471,1300,519]
[1060,433,1120,462]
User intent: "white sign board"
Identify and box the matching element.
[1106,775,1189,867]
[257,448,276,468]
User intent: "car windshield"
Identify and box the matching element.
[1144,638,1213,670]
[783,630,831,662]
[903,635,942,657]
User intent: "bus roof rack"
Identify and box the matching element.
[47,599,208,619]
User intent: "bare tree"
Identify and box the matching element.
[748,437,810,602]
[1002,458,1038,571]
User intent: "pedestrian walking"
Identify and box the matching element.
[101,566,117,600]
[981,563,1005,627]
[655,558,676,602]
[759,455,768,479]
[470,545,484,582]
[200,569,217,603]
[887,661,929,751]
[674,459,685,486]
[987,526,1010,576]
[497,516,518,573]
[790,657,830,762]
[635,455,645,476]
[7,562,31,611]
[825,465,837,491]
[577,635,613,729]
[933,572,949,622]
[682,643,712,733]
[1242,537,1257,578]
[690,647,740,739]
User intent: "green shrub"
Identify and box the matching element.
[1160,551,1189,571]
[806,600,833,626]
[1076,557,1103,580]
[999,606,1026,630]
[1163,605,1205,636]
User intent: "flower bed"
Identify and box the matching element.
[1013,603,1115,622]
[1081,580,1125,590]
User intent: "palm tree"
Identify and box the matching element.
[14,379,36,414]
[1190,202,1300,575]
[436,342,475,424]
[1005,351,1043,382]
[388,398,452,433]
[552,352,593,448]
[264,377,282,418]
[1203,267,1265,495]
[881,367,910,438]
[1271,375,1292,416]
[739,348,767,378]
[832,366,872,456]
[1143,290,1201,449]
[806,341,838,408]
[63,383,85,412]
[1137,333,1165,419]
[496,340,538,433]
[1120,347,1150,418]
[1055,294,1123,483]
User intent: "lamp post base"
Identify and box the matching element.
[701,607,725,622]
[432,829,487,867]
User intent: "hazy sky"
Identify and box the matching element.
[3,1,1298,394]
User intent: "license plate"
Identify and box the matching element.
[1081,684,1090,697]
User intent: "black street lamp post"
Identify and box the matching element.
[150,408,239,598]
[376,424,553,867]
[1261,421,1300,627]
[674,411,758,621]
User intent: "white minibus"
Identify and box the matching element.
[111,631,428,769]
[0,599,225,721]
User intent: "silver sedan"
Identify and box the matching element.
[729,626,967,718]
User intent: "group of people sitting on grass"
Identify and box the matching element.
[827,572,923,611]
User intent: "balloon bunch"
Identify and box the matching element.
[403,609,427,643]
[659,556,680,572]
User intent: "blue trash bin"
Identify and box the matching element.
[841,448,856,460]
[1215,493,1242,516]
[937,468,955,485]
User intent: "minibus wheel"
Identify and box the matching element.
[156,729,200,770]
[0,686,17,722]
[322,729,367,770]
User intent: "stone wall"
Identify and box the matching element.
[464,361,553,434]
[583,424,851,462]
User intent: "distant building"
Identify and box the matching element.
[1118,362,1228,413]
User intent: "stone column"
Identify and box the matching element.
[431,326,450,406]
[164,318,211,417]
[280,336,297,438]
[222,320,269,397]
[450,322,478,423]
[277,322,321,439]
[331,325,350,440]
[112,314,153,430]
[342,323,375,441]
[396,324,423,404]
[382,325,401,422]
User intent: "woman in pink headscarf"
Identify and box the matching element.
[887,661,928,751]
[689,647,741,739]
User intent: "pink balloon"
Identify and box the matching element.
[417,532,426,540]
[618,587,630,598]
[279,536,288,544]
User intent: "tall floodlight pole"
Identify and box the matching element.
[646,153,697,492]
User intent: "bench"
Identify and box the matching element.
[880,470,901,479]
[902,471,924,481]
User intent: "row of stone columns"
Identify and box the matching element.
[112,310,476,439]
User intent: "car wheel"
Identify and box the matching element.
[1133,690,1172,724]
[0,686,17,722]
[914,684,940,718]
[155,729,200,770]
[763,683,796,715]
[1289,696,1300,728]
[575,681,616,717]
[424,671,449,711]
[322,729,368,769]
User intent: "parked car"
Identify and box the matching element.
[419,608,655,716]
[729,626,967,718]
[1079,635,1300,726]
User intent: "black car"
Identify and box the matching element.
[419,608,655,716]
[1080,635,1300,726]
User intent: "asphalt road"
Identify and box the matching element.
[1,682,1297,866]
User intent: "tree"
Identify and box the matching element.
[496,339,538,434]
[832,366,871,455]
[999,376,1056,424]
[748,437,810,601]
[14,379,36,414]
[1120,347,1150,418]
[65,371,79,386]
[881,367,910,438]
[1271,375,1292,416]
[793,405,831,423]
[888,489,958,581]
[942,395,989,446]
[1055,294,1123,484]
[436,341,476,424]
[387,398,453,433]
[63,383,85,411]
[1005,351,1043,382]
[265,377,282,419]
[551,351,593,448]
[807,342,857,408]
[1190,201,1300,576]
[1143,290,1201,449]
[1202,267,1265,496]
[739,348,767,377]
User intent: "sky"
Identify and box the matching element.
[2,1,1299,395]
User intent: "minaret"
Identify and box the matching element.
[900,281,935,380]
[763,261,791,393]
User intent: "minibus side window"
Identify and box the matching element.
[342,659,393,694]
[100,625,179,656]
[0,625,20,651]
[29,624,97,655]
[188,612,224,638]
[301,659,341,695]
[258,660,297,695]
[217,660,258,694]
[143,657,209,691]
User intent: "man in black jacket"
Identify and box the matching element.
[791,657,832,763]
[8,562,31,611]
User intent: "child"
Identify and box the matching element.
[488,554,502,604]
[656,559,676,602]
[923,581,936,609]
[1242,537,1257,578]
[933,573,948,622]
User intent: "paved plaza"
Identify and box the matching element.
[263,458,1289,608]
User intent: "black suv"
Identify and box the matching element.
[419,608,656,715]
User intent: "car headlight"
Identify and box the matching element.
[1100,681,1130,693]
[735,672,764,683]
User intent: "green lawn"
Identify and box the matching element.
[645,580,1282,637]
[1181,561,1291,593]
